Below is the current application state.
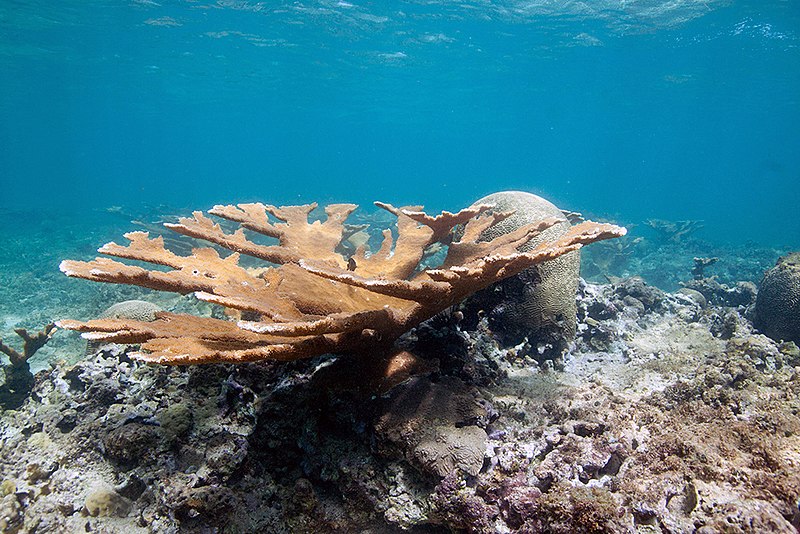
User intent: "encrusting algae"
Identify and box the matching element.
[56,200,625,366]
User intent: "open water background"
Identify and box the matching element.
[0,0,798,246]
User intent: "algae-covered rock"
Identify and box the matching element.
[0,480,16,496]
[0,492,23,532]
[84,487,131,517]
[431,472,499,532]
[156,402,193,443]
[102,423,161,468]
[465,191,580,363]
[171,485,238,525]
[755,252,800,344]
[535,482,626,533]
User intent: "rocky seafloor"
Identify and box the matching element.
[2,267,800,533]
[1,206,799,533]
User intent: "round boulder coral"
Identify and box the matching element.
[754,252,800,344]
[464,191,580,362]
[99,300,163,322]
[86,300,163,354]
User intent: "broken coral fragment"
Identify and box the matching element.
[57,199,626,365]
[0,323,56,409]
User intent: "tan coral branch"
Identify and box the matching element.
[0,323,57,365]
[165,212,297,264]
[299,259,452,303]
[238,309,391,337]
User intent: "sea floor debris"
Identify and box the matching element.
[1,276,798,533]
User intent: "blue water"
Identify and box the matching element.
[1,0,798,245]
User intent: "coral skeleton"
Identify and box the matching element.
[57,201,626,365]
[0,323,56,409]
[0,324,56,366]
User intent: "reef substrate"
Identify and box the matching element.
[1,277,799,533]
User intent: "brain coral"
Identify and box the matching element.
[754,252,800,344]
[86,300,163,354]
[467,191,580,353]
[99,300,163,322]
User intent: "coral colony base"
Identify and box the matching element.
[2,194,800,533]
